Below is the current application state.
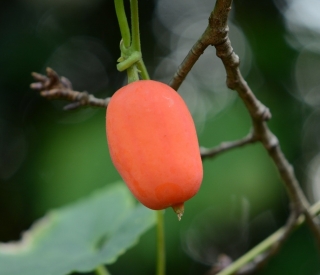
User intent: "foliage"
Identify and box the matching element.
[0,183,155,275]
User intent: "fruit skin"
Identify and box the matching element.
[106,80,203,212]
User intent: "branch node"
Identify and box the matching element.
[226,78,240,90]
[201,132,256,159]
[254,105,272,122]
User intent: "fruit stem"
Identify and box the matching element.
[114,0,150,83]
[130,0,150,80]
[136,59,150,80]
[156,210,166,275]
[130,0,140,52]
[114,0,131,49]
[127,65,140,84]
[172,203,184,221]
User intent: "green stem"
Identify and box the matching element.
[95,265,111,275]
[115,0,150,83]
[217,201,320,275]
[114,0,131,48]
[117,51,142,72]
[130,0,151,81]
[130,0,141,52]
[156,210,166,275]
[137,60,150,80]
[127,65,139,83]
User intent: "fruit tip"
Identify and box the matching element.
[172,203,184,221]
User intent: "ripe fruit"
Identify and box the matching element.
[106,80,203,220]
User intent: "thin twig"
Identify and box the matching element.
[200,132,256,159]
[169,0,233,91]
[169,39,209,91]
[30,68,110,110]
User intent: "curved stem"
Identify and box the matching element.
[156,210,166,275]
[130,0,141,52]
[117,51,142,71]
[114,0,131,48]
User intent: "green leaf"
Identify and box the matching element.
[0,182,156,275]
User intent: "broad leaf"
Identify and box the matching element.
[0,183,156,275]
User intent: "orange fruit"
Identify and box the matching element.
[106,80,203,219]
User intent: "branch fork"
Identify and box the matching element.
[169,0,320,272]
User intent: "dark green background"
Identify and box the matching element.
[0,0,319,274]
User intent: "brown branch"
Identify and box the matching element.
[211,7,320,248]
[169,0,233,91]
[200,132,257,159]
[30,68,110,110]
[170,0,320,269]
[170,39,209,91]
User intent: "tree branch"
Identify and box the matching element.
[30,68,110,110]
[211,3,320,247]
[200,132,257,159]
[170,0,320,269]
[169,0,233,91]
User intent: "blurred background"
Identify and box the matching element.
[1,0,320,274]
